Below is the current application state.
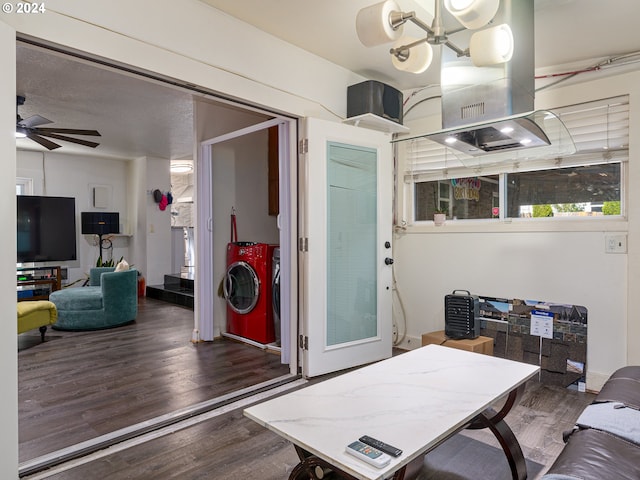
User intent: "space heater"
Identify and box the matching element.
[444,290,480,340]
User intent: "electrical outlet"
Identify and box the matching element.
[605,234,627,254]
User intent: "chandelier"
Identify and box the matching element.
[356,0,514,74]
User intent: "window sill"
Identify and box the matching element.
[400,216,628,234]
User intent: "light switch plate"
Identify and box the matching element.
[605,234,627,254]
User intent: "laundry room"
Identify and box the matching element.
[159,97,289,356]
[209,125,282,350]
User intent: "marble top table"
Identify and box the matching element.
[244,344,540,480]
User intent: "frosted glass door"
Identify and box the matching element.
[300,118,393,378]
[327,142,377,345]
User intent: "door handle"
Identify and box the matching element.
[223,272,232,299]
[384,257,394,265]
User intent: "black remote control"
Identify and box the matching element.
[359,435,403,457]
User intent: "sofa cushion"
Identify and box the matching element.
[17,300,56,319]
[543,428,640,480]
[49,286,103,311]
[90,267,115,286]
[595,376,640,410]
[17,300,57,334]
[608,366,640,382]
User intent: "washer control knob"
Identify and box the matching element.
[384,257,394,265]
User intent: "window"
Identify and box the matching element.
[415,176,500,220]
[507,164,621,218]
[403,96,629,222]
[16,177,33,196]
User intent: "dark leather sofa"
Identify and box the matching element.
[542,366,640,479]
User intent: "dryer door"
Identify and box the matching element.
[224,261,260,314]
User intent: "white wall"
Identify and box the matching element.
[130,157,147,281]
[393,227,626,387]
[0,18,18,477]
[395,69,640,391]
[232,130,279,244]
[537,70,640,379]
[142,156,172,286]
[17,150,132,283]
[15,151,44,193]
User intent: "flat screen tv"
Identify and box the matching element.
[17,195,77,264]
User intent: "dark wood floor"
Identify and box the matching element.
[19,299,596,479]
[18,297,290,463]
[461,380,595,477]
[26,379,595,479]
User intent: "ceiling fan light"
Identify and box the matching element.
[15,129,27,138]
[356,0,403,47]
[391,37,433,74]
[444,0,500,30]
[469,24,514,66]
[171,162,193,174]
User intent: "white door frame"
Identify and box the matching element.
[195,117,298,372]
[1,17,18,476]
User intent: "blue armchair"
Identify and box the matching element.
[50,267,138,331]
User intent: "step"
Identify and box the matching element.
[146,284,194,309]
[163,271,194,291]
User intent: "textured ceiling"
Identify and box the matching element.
[16,43,196,160]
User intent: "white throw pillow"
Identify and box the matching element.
[115,259,130,272]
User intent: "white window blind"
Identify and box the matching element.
[403,96,629,183]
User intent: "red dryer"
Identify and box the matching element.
[224,242,276,344]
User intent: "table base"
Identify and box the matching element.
[288,384,527,480]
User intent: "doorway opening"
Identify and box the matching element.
[16,37,298,474]
[197,118,295,366]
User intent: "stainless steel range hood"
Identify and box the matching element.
[427,109,573,158]
[424,0,574,159]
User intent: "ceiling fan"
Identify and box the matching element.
[16,95,101,150]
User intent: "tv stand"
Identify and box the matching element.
[17,266,61,301]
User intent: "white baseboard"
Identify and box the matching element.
[586,370,609,393]
[393,334,422,351]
